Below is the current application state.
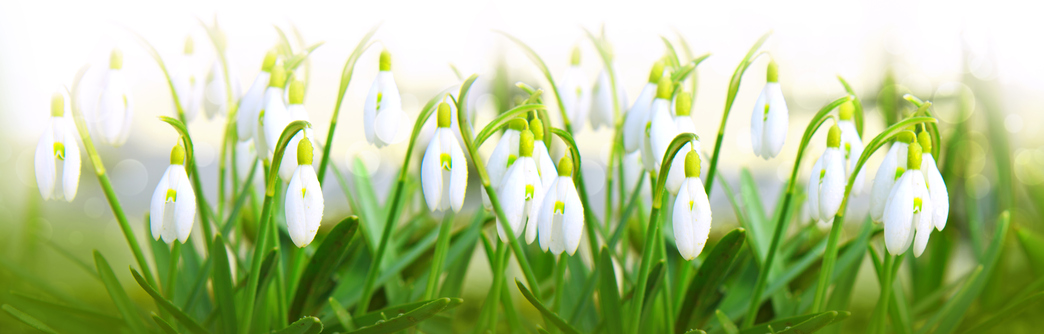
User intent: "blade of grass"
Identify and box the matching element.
[2,304,60,334]
[329,298,356,331]
[210,234,237,334]
[675,228,746,332]
[348,298,453,334]
[516,279,581,334]
[273,316,323,334]
[93,251,148,333]
[716,310,740,334]
[776,311,841,333]
[131,268,211,334]
[289,217,360,319]
[599,247,625,334]
[959,291,1044,334]
[152,314,178,334]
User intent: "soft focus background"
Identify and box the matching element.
[2,0,1044,332]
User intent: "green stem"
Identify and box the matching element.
[164,241,181,299]
[871,254,897,334]
[317,26,379,184]
[553,254,569,313]
[423,212,455,300]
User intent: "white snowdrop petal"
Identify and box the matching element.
[922,155,948,231]
[762,83,788,158]
[649,99,677,170]
[173,168,196,244]
[673,181,696,260]
[819,149,847,219]
[286,168,309,247]
[665,143,690,195]
[61,120,81,201]
[884,174,914,255]
[522,158,543,244]
[448,133,468,213]
[750,87,768,158]
[35,122,57,200]
[534,141,557,189]
[807,158,823,222]
[238,72,269,141]
[561,178,584,256]
[537,178,559,252]
[692,179,713,259]
[363,77,380,145]
[421,134,443,211]
[150,166,173,240]
[623,83,656,153]
[484,130,520,209]
[870,144,902,222]
[912,174,934,258]
[301,166,324,242]
[497,162,526,242]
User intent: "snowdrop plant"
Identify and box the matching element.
[807,124,847,224]
[150,143,196,244]
[172,36,204,122]
[285,136,324,247]
[870,130,915,222]
[623,61,664,154]
[277,79,317,181]
[482,118,526,208]
[537,156,583,256]
[646,75,676,172]
[750,60,788,159]
[558,47,590,131]
[664,92,703,194]
[917,130,948,230]
[883,140,934,256]
[421,102,468,212]
[35,92,81,201]
[363,50,406,147]
[497,129,544,243]
[94,48,133,146]
[237,50,277,141]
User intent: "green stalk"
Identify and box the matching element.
[870,254,900,334]
[423,212,455,300]
[742,96,852,327]
[316,25,379,184]
[66,67,157,288]
[554,254,569,313]
[198,18,239,222]
[164,241,181,299]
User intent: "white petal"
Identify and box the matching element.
[172,168,196,244]
[35,120,57,200]
[238,72,269,141]
[839,121,865,194]
[673,181,696,260]
[303,167,325,242]
[60,119,82,201]
[235,140,259,182]
[623,83,656,153]
[750,86,768,158]
[96,70,129,145]
[497,161,526,242]
[807,157,823,222]
[884,173,914,255]
[534,141,557,188]
[761,83,788,159]
[870,144,902,222]
[818,149,847,219]
[522,158,544,244]
[279,132,304,182]
[150,166,174,240]
[589,70,614,130]
[922,155,948,231]
[561,178,584,256]
[374,72,407,145]
[484,129,520,209]
[537,178,559,252]
[649,98,677,172]
[665,143,691,195]
[286,166,324,247]
[448,131,468,212]
[912,171,933,257]
[691,179,713,258]
[421,133,444,211]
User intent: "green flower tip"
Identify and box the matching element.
[262,49,278,72]
[685,149,701,178]
[170,144,186,165]
[897,130,915,144]
[656,75,673,100]
[298,137,313,165]
[51,92,64,117]
[289,80,305,105]
[380,50,392,71]
[675,92,691,116]
[558,156,573,177]
[827,124,841,148]
[437,102,452,128]
[839,101,854,120]
[648,61,665,83]
[508,118,528,131]
[183,36,194,55]
[917,131,932,154]
[766,59,778,83]
[529,118,544,141]
[109,48,123,70]
[268,65,287,88]
[519,130,534,157]
[907,141,922,169]
[570,46,581,66]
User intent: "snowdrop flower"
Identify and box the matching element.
[589,64,627,131]
[917,131,948,231]
[664,93,705,195]
[837,101,866,195]
[421,102,468,212]
[95,48,133,146]
[497,129,543,243]
[558,47,590,131]
[237,50,277,141]
[204,53,242,119]
[883,141,934,257]
[482,118,526,209]
[750,60,788,159]
[364,50,407,147]
[647,76,676,172]
[673,149,712,260]
[807,125,847,223]
[870,130,915,222]
[538,156,583,255]
[172,36,204,122]
[234,139,259,183]
[150,143,197,245]
[623,61,664,153]
[277,80,318,181]
[285,136,324,247]
[529,118,558,189]
[257,65,290,161]
[35,93,81,201]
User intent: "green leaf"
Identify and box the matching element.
[317,23,379,183]
[776,311,843,333]
[516,279,581,334]
[93,251,148,334]
[273,316,323,334]
[740,311,849,334]
[7,291,123,326]
[739,169,770,261]
[675,228,746,332]
[351,298,463,329]
[348,298,453,334]
[1016,227,1044,273]
[599,247,625,334]
[329,298,356,331]
[2,304,60,334]
[472,103,547,147]
[290,217,360,319]
[210,235,237,334]
[285,42,325,72]
[959,291,1044,334]
[152,313,179,334]
[661,36,681,68]
[130,268,211,334]
[495,31,570,131]
[715,310,739,334]
[351,158,386,251]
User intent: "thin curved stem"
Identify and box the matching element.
[316,25,379,184]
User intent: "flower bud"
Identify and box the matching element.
[648,61,665,83]
[508,117,528,131]
[827,124,841,148]
[917,131,932,154]
[437,102,451,128]
[109,48,123,70]
[530,118,544,141]
[170,143,186,165]
[570,46,581,66]
[519,129,534,157]
[907,141,922,169]
[897,130,915,144]
[558,156,573,177]
[656,75,673,100]
[766,60,778,83]
[685,149,701,178]
[268,65,286,88]
[675,92,691,116]
[184,36,194,55]
[839,101,854,120]
[380,50,392,71]
[288,80,305,105]
[262,50,278,72]
[297,135,313,165]
[51,92,64,117]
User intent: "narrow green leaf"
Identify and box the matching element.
[495,31,569,131]
[715,310,739,334]
[739,169,770,261]
[959,291,1044,334]
[152,313,179,334]
[351,158,385,250]
[675,228,746,332]
[776,311,841,333]
[329,297,356,331]
[351,298,462,329]
[285,42,325,72]
[928,212,1009,334]
[8,291,122,325]
[1016,227,1044,273]
[2,304,60,334]
[472,103,547,147]
[348,298,452,334]
[43,239,99,280]
[130,268,211,334]
[740,311,849,334]
[516,279,581,334]
[210,234,237,334]
[290,217,360,319]
[93,251,147,334]
[273,316,323,334]
[661,36,681,68]
[599,247,624,334]
[684,330,707,334]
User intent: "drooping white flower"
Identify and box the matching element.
[837,101,866,195]
[150,144,197,244]
[647,76,677,173]
[590,66,628,131]
[558,47,590,132]
[277,80,318,182]
[529,118,558,189]
[363,50,407,147]
[870,130,915,222]
[203,54,242,119]
[664,92,706,195]
[750,60,788,159]
[172,36,204,122]
[673,150,712,260]
[257,65,290,162]
[538,156,584,255]
[421,102,468,212]
[237,50,276,141]
[95,49,133,146]
[234,139,259,183]
[482,118,526,209]
[806,125,848,223]
[285,137,324,247]
[497,129,543,243]
[623,62,664,153]
[35,92,81,201]
[917,131,948,231]
[883,141,934,257]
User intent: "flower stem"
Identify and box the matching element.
[422,211,455,301]
[316,25,379,184]
[164,241,181,299]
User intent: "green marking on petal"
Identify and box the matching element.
[525,184,534,200]
[53,142,65,160]
[844,142,852,159]
[763,103,770,122]
[689,200,694,211]
[165,189,177,202]
[507,154,517,168]
[895,166,906,181]
[376,92,383,112]
[913,197,923,214]
[440,153,452,170]
[554,201,564,214]
[819,169,826,183]
[302,187,307,198]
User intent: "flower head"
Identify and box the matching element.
[363,50,407,147]
[237,50,277,141]
[36,92,81,201]
[623,61,664,153]
[806,125,847,223]
[530,118,558,189]
[664,92,706,195]
[918,131,948,231]
[750,60,788,159]
[870,130,915,222]
[95,48,134,146]
[286,136,324,247]
[172,36,204,122]
[558,46,591,131]
[277,79,318,181]
[837,101,866,195]
[497,129,543,244]
[646,75,676,172]
[589,64,627,131]
[151,143,197,244]
[673,150,712,260]
[483,118,526,209]
[258,65,290,161]
[883,141,934,257]
[421,102,469,212]
[538,156,584,255]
